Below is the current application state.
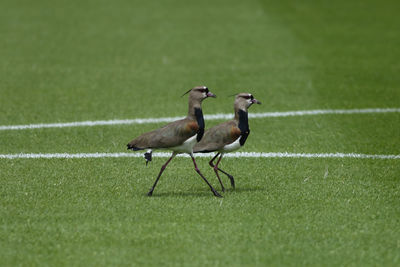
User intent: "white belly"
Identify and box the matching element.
[170,134,198,153]
[221,137,242,152]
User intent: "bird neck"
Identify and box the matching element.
[235,108,249,133]
[188,100,205,141]
[188,99,202,119]
[234,105,248,119]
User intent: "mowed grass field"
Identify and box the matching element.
[1,0,400,266]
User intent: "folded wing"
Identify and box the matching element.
[193,120,241,153]
[127,118,199,150]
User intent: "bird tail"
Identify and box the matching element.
[127,143,143,151]
[127,143,153,166]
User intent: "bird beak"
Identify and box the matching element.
[252,98,261,104]
[207,91,216,98]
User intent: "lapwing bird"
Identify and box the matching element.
[127,86,222,197]
[193,93,261,192]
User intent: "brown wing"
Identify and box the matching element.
[193,120,240,153]
[127,118,199,150]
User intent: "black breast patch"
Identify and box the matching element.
[194,108,205,141]
[238,109,250,146]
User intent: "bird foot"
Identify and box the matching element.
[147,190,154,197]
[212,189,223,198]
[228,176,235,189]
[144,150,152,166]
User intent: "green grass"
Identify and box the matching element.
[1,0,400,266]
[1,158,399,266]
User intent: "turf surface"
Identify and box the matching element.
[1,0,400,266]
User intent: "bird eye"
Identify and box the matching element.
[199,88,208,93]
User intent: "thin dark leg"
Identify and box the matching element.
[190,153,222,197]
[209,153,225,191]
[218,167,235,189]
[214,154,226,192]
[209,153,235,189]
[147,153,176,196]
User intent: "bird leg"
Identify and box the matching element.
[147,152,176,196]
[190,153,222,198]
[209,153,225,192]
[209,153,235,189]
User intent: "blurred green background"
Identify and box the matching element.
[1,0,399,266]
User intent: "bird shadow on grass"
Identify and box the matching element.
[224,186,265,194]
[144,186,265,198]
[146,190,215,198]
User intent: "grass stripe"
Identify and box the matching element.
[1,152,399,159]
[1,108,399,131]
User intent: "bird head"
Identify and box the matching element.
[182,86,216,102]
[235,93,261,111]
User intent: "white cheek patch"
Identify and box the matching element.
[247,99,253,106]
[203,92,207,98]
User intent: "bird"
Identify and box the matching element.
[193,93,261,192]
[127,86,222,197]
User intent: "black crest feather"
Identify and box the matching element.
[181,88,192,97]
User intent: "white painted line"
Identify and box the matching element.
[1,108,399,131]
[0,117,181,131]
[0,152,399,159]
[248,108,400,118]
